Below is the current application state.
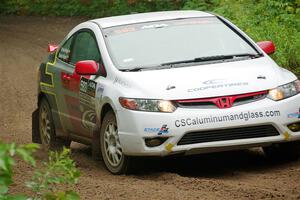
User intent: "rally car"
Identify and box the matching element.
[32,11,300,174]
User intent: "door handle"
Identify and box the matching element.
[62,73,72,83]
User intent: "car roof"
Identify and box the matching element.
[90,10,214,28]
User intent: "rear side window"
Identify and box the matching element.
[70,31,100,64]
[58,36,73,63]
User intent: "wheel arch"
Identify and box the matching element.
[92,102,116,160]
[100,103,114,124]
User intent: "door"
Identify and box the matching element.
[55,30,101,138]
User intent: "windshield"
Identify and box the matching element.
[103,17,259,70]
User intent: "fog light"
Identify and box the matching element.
[287,122,300,132]
[145,137,168,147]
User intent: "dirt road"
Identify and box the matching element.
[1,16,300,200]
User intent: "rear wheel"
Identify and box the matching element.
[100,111,133,174]
[38,97,71,150]
[263,141,300,160]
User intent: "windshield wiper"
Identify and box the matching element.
[233,53,263,58]
[161,53,262,66]
[119,67,146,72]
[119,53,263,71]
[119,63,166,72]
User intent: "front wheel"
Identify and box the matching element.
[100,111,133,174]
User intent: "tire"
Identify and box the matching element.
[100,111,133,174]
[38,97,71,151]
[263,141,300,161]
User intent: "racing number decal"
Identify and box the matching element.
[79,77,97,130]
[80,77,96,97]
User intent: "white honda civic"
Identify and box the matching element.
[34,10,300,174]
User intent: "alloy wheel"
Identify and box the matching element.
[103,122,123,167]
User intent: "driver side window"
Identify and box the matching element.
[70,31,101,65]
[58,36,73,63]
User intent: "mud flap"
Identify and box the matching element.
[92,125,101,160]
[32,109,41,144]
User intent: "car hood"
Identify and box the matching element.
[115,57,297,100]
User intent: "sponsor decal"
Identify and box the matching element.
[144,128,160,132]
[113,77,130,88]
[141,23,168,29]
[257,75,266,80]
[158,124,169,135]
[80,77,96,97]
[78,77,97,130]
[107,18,217,36]
[96,84,104,99]
[81,110,96,129]
[114,27,136,34]
[144,124,169,135]
[166,85,176,90]
[202,79,226,85]
[175,110,281,127]
[188,79,248,92]
[58,47,71,61]
[287,108,300,118]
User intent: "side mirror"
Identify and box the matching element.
[75,60,99,75]
[48,44,58,53]
[257,41,275,55]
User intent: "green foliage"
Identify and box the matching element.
[211,0,300,74]
[0,0,185,17]
[183,0,217,10]
[0,0,299,74]
[26,148,80,200]
[0,142,80,200]
[0,142,39,200]
[185,0,300,74]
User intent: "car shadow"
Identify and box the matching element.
[133,148,299,178]
[70,143,299,178]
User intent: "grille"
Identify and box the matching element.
[177,125,279,145]
[176,91,267,109]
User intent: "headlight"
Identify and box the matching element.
[119,97,177,113]
[268,80,300,101]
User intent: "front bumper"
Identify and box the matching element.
[116,94,300,156]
